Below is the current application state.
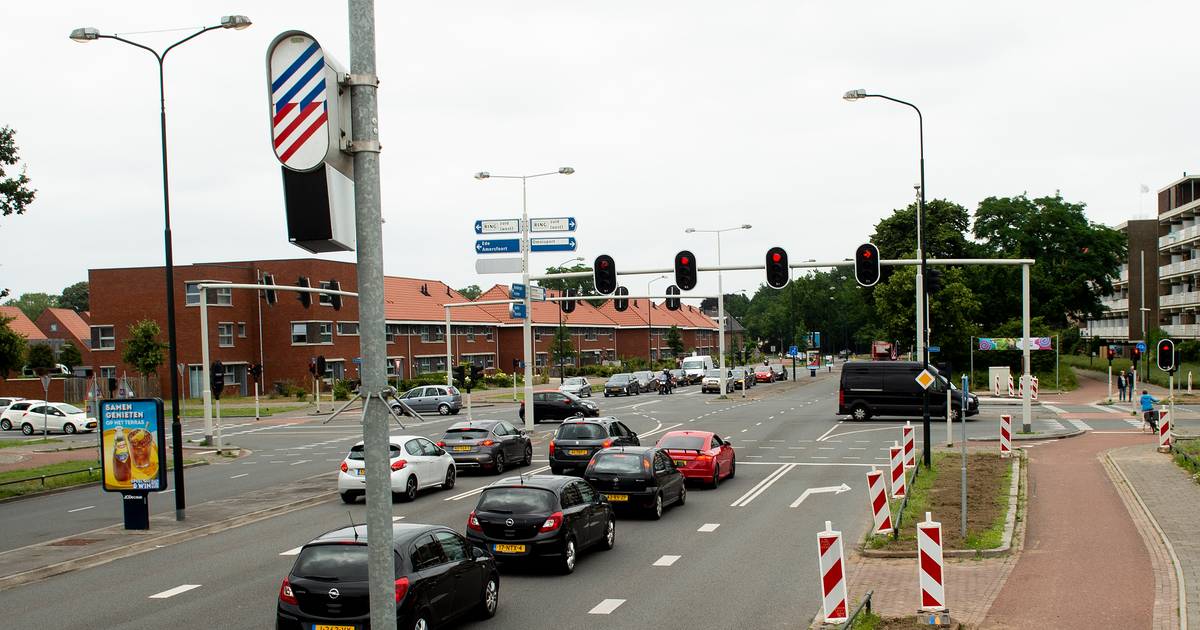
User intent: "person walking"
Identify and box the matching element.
[1139,389,1159,432]
[1117,371,1127,402]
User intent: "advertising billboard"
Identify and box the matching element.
[99,399,168,493]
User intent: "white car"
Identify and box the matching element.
[14,402,95,435]
[337,435,457,504]
[0,397,25,423]
[1,400,44,431]
[558,376,592,397]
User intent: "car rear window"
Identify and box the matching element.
[347,444,402,461]
[657,435,706,451]
[590,452,645,474]
[609,375,631,383]
[445,428,489,440]
[58,404,84,414]
[477,487,557,514]
[557,423,606,440]
[293,544,369,581]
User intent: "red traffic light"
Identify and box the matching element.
[600,260,609,269]
[771,252,781,263]
[862,250,872,258]
[681,256,690,265]
[1162,343,1170,352]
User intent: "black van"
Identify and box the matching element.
[838,361,978,421]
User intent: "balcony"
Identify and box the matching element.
[1160,224,1200,250]
[1159,291,1200,308]
[1083,324,1128,340]
[1162,324,1200,339]
[1160,258,1200,279]
[1099,296,1129,312]
[1116,267,1128,283]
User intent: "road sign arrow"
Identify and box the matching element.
[789,483,851,508]
[475,242,483,252]
[474,220,482,234]
[569,218,576,230]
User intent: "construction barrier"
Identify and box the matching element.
[1159,406,1172,450]
[1000,414,1012,458]
[993,374,1001,397]
[889,441,906,499]
[1007,374,1015,398]
[902,421,915,470]
[1017,375,1024,399]
[866,468,893,535]
[817,520,849,624]
[917,512,947,612]
[1031,376,1039,401]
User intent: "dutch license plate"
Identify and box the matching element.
[453,446,472,452]
[604,493,629,502]
[493,543,526,553]
[567,449,589,456]
[355,469,365,476]
[314,625,356,630]
[674,460,687,467]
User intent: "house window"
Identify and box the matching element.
[386,357,403,377]
[291,323,308,344]
[466,354,495,368]
[385,324,401,343]
[91,325,115,350]
[318,322,333,343]
[486,327,494,341]
[237,323,247,338]
[100,366,116,380]
[49,323,58,332]
[420,326,445,343]
[218,323,234,347]
[338,322,359,336]
[535,328,543,342]
[414,356,447,375]
[585,328,598,342]
[466,328,475,342]
[185,282,232,306]
[290,321,334,345]
[318,281,333,306]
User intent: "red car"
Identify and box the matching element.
[754,367,776,383]
[655,430,735,487]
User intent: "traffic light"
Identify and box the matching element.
[453,365,466,387]
[469,365,484,392]
[262,273,277,305]
[327,279,342,310]
[613,286,629,312]
[250,363,263,381]
[926,268,943,294]
[593,255,617,295]
[1106,347,1115,362]
[674,251,697,291]
[854,243,880,287]
[765,247,789,289]
[211,361,225,401]
[1131,346,1141,365]
[561,288,577,314]
[665,285,681,311]
[1157,339,1175,372]
[297,276,312,308]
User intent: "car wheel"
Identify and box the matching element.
[493,452,506,475]
[437,403,451,416]
[951,408,962,423]
[635,389,640,396]
[604,393,610,398]
[650,493,663,520]
[677,485,687,506]
[0,419,10,431]
[443,466,456,490]
[728,456,736,478]
[559,536,577,574]
[340,491,357,504]
[410,612,432,630]
[550,465,564,475]
[523,444,533,466]
[401,475,418,502]
[711,465,721,488]
[599,517,616,550]
[20,423,33,436]
[851,403,870,421]
[476,574,499,619]
[63,423,76,435]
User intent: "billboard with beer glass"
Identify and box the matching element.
[99,399,167,492]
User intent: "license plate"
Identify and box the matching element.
[453,446,472,452]
[674,460,687,467]
[355,469,365,476]
[604,493,629,502]
[314,625,356,630]
[493,543,526,553]
[567,449,589,456]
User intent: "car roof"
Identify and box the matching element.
[310,522,445,546]
[562,416,617,426]
[489,474,574,491]
[597,446,657,457]
[351,435,424,447]
[446,420,500,431]
[659,429,714,439]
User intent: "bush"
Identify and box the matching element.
[332,379,352,401]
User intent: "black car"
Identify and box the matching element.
[466,475,615,574]
[583,447,686,519]
[603,373,640,397]
[277,523,499,630]
[438,420,533,474]
[669,369,688,386]
[548,417,640,474]
[838,361,979,421]
[519,391,599,423]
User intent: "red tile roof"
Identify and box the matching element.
[0,307,47,340]
[679,304,719,329]
[383,277,498,324]
[36,308,91,344]
[594,297,648,327]
[477,286,618,327]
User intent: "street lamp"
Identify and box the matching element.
[70,15,252,520]
[555,255,584,384]
[685,224,752,397]
[475,167,574,430]
[844,88,930,467]
[647,275,668,366]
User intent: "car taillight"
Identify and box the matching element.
[436,441,445,447]
[602,439,613,448]
[339,462,348,473]
[481,439,495,446]
[539,511,563,532]
[279,577,298,605]
[548,440,555,455]
[697,454,713,461]
[390,459,407,471]
[394,576,410,603]
[467,511,483,532]
[839,389,844,407]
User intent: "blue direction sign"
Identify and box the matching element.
[529,217,577,233]
[529,237,577,253]
[474,218,520,235]
[510,283,526,299]
[476,239,520,254]
[509,303,527,319]
[929,345,941,353]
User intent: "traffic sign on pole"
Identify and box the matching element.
[475,257,523,274]
[510,283,526,299]
[529,237,577,252]
[788,345,799,357]
[476,239,521,254]
[509,303,527,319]
[529,286,547,301]
[474,218,520,235]
[529,217,577,232]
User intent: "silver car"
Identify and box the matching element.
[392,385,462,416]
[559,376,592,398]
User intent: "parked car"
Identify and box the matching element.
[520,391,598,423]
[583,446,686,519]
[0,397,25,428]
[771,364,788,381]
[337,435,457,504]
[466,475,615,574]
[701,369,734,394]
[669,369,689,386]
[14,402,93,435]
[740,367,756,388]
[559,376,592,398]
[656,430,736,487]
[754,367,776,383]
[631,371,656,393]
[548,416,640,475]
[392,385,462,416]
[0,400,42,431]
[680,355,715,384]
[19,364,71,378]
[438,420,532,474]
[276,523,499,630]
[838,361,979,421]
[730,368,750,390]
[603,373,640,397]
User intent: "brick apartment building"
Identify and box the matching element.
[34,307,92,372]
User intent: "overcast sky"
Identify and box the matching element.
[3,1,1197,303]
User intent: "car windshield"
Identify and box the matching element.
[565,378,585,386]
[557,423,606,440]
[590,452,644,474]
[756,368,771,373]
[658,435,707,450]
[293,544,369,582]
[347,444,402,461]
[732,370,745,377]
[57,404,84,414]
[609,375,631,383]
[477,487,557,514]
[704,370,722,378]
[682,359,707,369]
[445,428,489,440]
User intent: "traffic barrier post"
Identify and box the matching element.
[866,468,893,535]
[1031,376,1039,400]
[817,520,849,624]
[917,512,947,612]
[1158,406,1172,451]
[889,441,906,499]
[1007,374,1015,398]
[902,421,915,469]
[1017,375,1023,399]
[992,374,1000,397]
[999,414,1012,458]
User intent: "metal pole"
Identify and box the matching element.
[1055,334,1060,392]
[918,113,931,469]
[200,288,212,445]
[521,178,536,430]
[717,232,727,397]
[559,303,564,384]
[215,398,222,453]
[946,385,952,446]
[445,307,452,387]
[960,374,968,539]
[254,382,260,421]
[348,2,396,627]
[1022,263,1032,433]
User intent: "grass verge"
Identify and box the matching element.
[0,457,203,500]
[1173,438,1200,485]
[175,404,306,418]
[0,438,62,450]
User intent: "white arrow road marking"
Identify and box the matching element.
[150,584,201,599]
[698,523,720,532]
[790,483,852,508]
[631,400,661,410]
[730,463,796,507]
[589,599,626,615]
[653,555,681,567]
[444,466,550,500]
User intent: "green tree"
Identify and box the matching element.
[871,199,980,260]
[122,319,166,376]
[58,342,82,370]
[0,126,35,217]
[25,343,54,373]
[872,265,981,370]
[456,284,482,300]
[3,292,57,322]
[666,325,685,357]
[549,325,575,370]
[59,281,88,312]
[0,318,26,378]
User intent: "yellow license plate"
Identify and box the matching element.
[453,446,472,452]
[567,449,589,456]
[604,493,629,502]
[314,625,355,630]
[493,543,526,553]
[355,469,365,476]
[674,460,687,467]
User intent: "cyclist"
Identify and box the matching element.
[1138,389,1159,431]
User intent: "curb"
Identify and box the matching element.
[0,460,211,506]
[969,428,1084,442]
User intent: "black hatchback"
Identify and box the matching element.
[466,475,615,574]
[277,522,499,630]
[548,417,639,475]
[584,447,686,519]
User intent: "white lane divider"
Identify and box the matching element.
[640,423,682,439]
[653,555,681,567]
[230,473,249,479]
[392,516,405,521]
[290,460,311,466]
[588,599,626,615]
[67,505,95,513]
[815,423,842,442]
[280,546,304,556]
[698,523,720,532]
[444,466,550,501]
[1042,404,1067,415]
[150,584,201,599]
[730,463,797,507]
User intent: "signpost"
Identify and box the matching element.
[529,285,547,301]
[474,218,520,234]
[530,237,577,252]
[510,303,527,319]
[915,369,936,391]
[928,345,941,353]
[39,375,51,438]
[99,399,168,530]
[510,283,526,300]
[529,216,577,232]
[476,239,521,254]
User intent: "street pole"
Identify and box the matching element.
[717,232,727,397]
[960,374,968,539]
[521,177,536,431]
[200,289,212,444]
[445,307,453,387]
[648,275,666,368]
[347,2,396,627]
[1022,263,1032,433]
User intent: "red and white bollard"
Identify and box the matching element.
[1008,374,1015,398]
[817,520,848,624]
[1017,375,1024,399]
[866,467,893,535]
[1031,376,1039,401]
[917,512,947,612]
[1158,406,1172,451]
[902,421,916,469]
[1000,414,1012,458]
[889,441,906,499]
[993,374,1000,397]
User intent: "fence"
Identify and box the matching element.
[0,465,101,489]
[0,375,162,403]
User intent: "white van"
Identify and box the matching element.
[680,355,715,384]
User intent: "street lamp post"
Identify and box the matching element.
[844,88,932,468]
[475,168,574,431]
[70,15,253,520]
[686,224,752,398]
[647,275,667,366]
[555,256,584,384]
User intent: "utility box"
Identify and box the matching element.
[988,366,1011,396]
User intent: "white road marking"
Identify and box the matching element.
[640,422,682,439]
[589,599,626,615]
[698,523,720,532]
[1042,418,1066,431]
[67,505,95,513]
[1067,419,1092,432]
[730,463,796,507]
[444,466,550,501]
[653,555,681,567]
[1042,404,1067,414]
[789,483,851,508]
[815,424,842,442]
[280,546,304,556]
[149,584,201,599]
[290,460,310,466]
[631,400,662,410]
[788,446,806,450]
[230,473,249,479]
[848,447,867,451]
[1090,404,1121,414]
[392,516,405,521]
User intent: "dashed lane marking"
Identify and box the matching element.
[653,555,681,567]
[230,473,249,479]
[445,466,550,501]
[289,460,311,466]
[280,546,303,556]
[150,584,201,599]
[67,505,95,513]
[589,599,626,615]
[698,523,720,532]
